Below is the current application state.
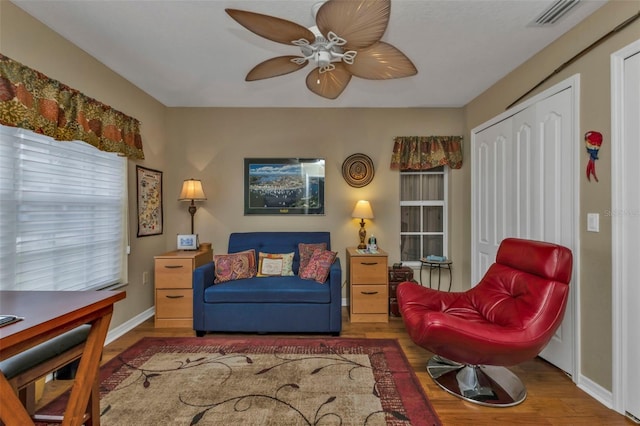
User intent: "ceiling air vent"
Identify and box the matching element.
[531,0,581,26]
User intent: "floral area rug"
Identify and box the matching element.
[38,336,441,426]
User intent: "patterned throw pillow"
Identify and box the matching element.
[213,249,256,283]
[257,252,295,277]
[298,243,327,271]
[299,249,337,283]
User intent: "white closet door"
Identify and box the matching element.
[533,88,576,373]
[612,44,640,421]
[472,117,514,281]
[472,80,578,376]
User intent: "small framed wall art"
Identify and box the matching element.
[136,165,163,237]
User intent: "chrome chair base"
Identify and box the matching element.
[427,355,527,407]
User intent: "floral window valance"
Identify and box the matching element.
[390,136,463,171]
[0,53,144,160]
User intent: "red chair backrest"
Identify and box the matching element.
[496,238,573,284]
[464,238,573,331]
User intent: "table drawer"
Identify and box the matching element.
[155,258,192,288]
[351,259,387,284]
[352,285,388,314]
[156,289,193,319]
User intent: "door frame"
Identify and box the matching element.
[611,38,640,418]
[470,75,581,381]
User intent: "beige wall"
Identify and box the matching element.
[464,1,640,390]
[164,108,465,278]
[1,2,168,329]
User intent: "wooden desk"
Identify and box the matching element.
[0,290,126,426]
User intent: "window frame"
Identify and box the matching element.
[399,167,448,268]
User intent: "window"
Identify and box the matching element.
[400,166,447,266]
[0,125,128,291]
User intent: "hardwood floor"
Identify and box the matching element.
[38,309,634,425]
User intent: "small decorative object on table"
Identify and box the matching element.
[367,234,377,251]
[0,314,24,327]
[177,234,198,250]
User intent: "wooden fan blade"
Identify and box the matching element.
[246,56,308,81]
[315,0,390,49]
[346,42,417,79]
[226,9,315,45]
[306,63,352,99]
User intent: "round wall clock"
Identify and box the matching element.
[342,153,375,188]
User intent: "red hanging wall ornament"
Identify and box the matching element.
[585,131,603,182]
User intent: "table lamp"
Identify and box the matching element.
[351,200,374,249]
[178,178,207,234]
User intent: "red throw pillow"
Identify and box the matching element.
[213,249,256,283]
[299,249,337,283]
[298,242,327,271]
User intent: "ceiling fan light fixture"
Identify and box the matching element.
[227,0,416,100]
[316,50,332,69]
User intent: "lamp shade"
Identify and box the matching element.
[178,179,207,201]
[351,200,374,219]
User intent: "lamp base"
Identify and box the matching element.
[358,219,367,249]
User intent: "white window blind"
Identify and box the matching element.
[400,166,448,266]
[0,124,128,291]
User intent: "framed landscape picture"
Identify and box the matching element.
[244,158,325,215]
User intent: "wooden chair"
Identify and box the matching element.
[0,324,100,424]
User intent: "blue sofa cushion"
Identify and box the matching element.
[204,276,330,304]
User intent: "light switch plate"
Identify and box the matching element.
[587,213,600,232]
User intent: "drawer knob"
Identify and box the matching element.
[164,265,184,269]
[165,295,185,299]
[361,291,379,295]
[360,262,378,266]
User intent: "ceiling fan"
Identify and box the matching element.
[225,0,417,100]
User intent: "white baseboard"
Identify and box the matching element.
[577,373,613,409]
[105,307,155,346]
[342,297,347,306]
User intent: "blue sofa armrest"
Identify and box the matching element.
[193,262,215,331]
[328,257,342,333]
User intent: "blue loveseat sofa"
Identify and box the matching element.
[193,232,342,336]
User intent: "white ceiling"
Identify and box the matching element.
[12,0,606,108]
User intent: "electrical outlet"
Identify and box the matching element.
[142,271,150,285]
